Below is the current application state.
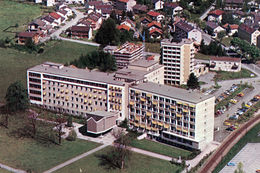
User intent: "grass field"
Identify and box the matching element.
[214,68,255,81]
[0,168,12,173]
[0,112,100,173]
[194,53,211,60]
[0,41,97,102]
[0,0,43,39]
[54,147,183,173]
[221,37,232,47]
[126,132,192,159]
[213,122,260,173]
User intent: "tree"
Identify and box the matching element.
[28,110,38,137]
[100,129,131,169]
[5,81,29,113]
[217,31,226,41]
[234,162,245,173]
[187,73,199,89]
[55,116,66,145]
[67,114,73,127]
[95,18,120,46]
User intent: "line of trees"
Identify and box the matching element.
[231,37,260,63]
[200,40,226,56]
[69,50,117,72]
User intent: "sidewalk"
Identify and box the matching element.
[0,163,26,173]
[43,144,108,173]
[128,147,172,161]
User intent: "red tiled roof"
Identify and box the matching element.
[118,0,129,3]
[140,17,151,23]
[209,9,224,16]
[147,11,161,17]
[147,21,161,28]
[117,24,130,31]
[210,56,241,62]
[223,24,239,30]
[239,23,256,34]
[149,28,163,35]
[70,26,90,32]
[147,55,154,60]
[18,32,37,38]
[50,12,61,20]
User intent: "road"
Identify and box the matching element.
[199,3,215,20]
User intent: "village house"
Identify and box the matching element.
[209,56,241,72]
[224,0,244,10]
[152,0,164,10]
[85,12,103,30]
[133,4,148,14]
[238,23,260,45]
[207,9,224,23]
[49,12,62,25]
[174,20,202,44]
[116,0,136,11]
[147,11,165,22]
[164,2,183,17]
[117,24,131,31]
[18,32,40,45]
[66,25,92,39]
[140,17,152,25]
[206,21,225,36]
[149,28,163,39]
[121,18,136,29]
[28,19,46,32]
[147,21,162,31]
[223,24,239,36]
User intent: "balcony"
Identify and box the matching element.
[176,113,182,118]
[146,111,152,117]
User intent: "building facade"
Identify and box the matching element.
[209,57,241,72]
[128,82,215,150]
[27,62,127,122]
[238,23,260,46]
[161,39,195,85]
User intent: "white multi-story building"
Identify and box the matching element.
[27,62,127,122]
[128,82,215,150]
[161,39,195,85]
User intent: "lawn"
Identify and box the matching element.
[213,122,260,173]
[194,53,211,60]
[0,112,100,173]
[0,40,97,102]
[54,147,183,173]
[145,42,161,53]
[126,132,192,159]
[0,168,12,173]
[214,68,255,81]
[221,37,232,47]
[0,0,43,40]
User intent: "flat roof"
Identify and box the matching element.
[129,59,158,68]
[115,68,147,81]
[87,111,118,121]
[161,38,193,46]
[28,62,124,86]
[131,82,214,104]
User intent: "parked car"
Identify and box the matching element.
[230,99,238,104]
[227,162,236,166]
[251,98,259,102]
[245,102,253,108]
[237,92,244,97]
[255,95,260,99]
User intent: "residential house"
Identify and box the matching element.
[232,11,245,19]
[223,24,239,36]
[147,21,162,31]
[133,4,148,14]
[224,0,244,10]
[42,15,56,27]
[28,19,46,32]
[57,9,69,20]
[121,18,136,29]
[206,21,225,36]
[95,5,113,18]
[116,0,136,11]
[209,56,241,72]
[49,12,62,25]
[174,20,202,44]
[152,0,164,10]
[164,2,183,17]
[207,9,224,22]
[86,1,103,12]
[238,23,260,45]
[86,12,103,30]
[67,25,92,39]
[35,0,55,7]
[18,32,40,45]
[147,11,165,22]
[140,17,152,25]
[149,28,163,39]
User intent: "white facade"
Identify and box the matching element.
[154,0,164,10]
[172,6,183,16]
[188,28,202,44]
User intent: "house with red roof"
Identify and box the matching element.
[149,28,163,39]
[140,17,151,25]
[222,24,239,36]
[117,24,131,31]
[49,12,62,25]
[207,9,225,22]
[147,11,164,22]
[152,0,164,10]
[66,25,93,39]
[147,21,162,31]
[18,32,40,45]
[164,2,183,17]
[238,23,260,45]
[209,56,241,72]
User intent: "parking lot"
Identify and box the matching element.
[220,143,260,173]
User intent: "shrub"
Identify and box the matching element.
[66,129,77,141]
